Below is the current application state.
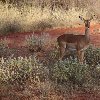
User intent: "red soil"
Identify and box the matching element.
[0,24,100,48]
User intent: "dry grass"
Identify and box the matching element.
[0,2,98,35]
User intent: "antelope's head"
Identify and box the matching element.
[79,16,93,28]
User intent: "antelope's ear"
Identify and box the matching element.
[79,16,85,21]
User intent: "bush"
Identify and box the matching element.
[52,60,90,88]
[85,46,100,66]
[25,32,51,52]
[35,20,53,31]
[0,56,49,90]
[0,21,22,35]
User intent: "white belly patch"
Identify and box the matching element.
[67,44,76,51]
[67,44,89,51]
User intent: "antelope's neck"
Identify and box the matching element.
[85,27,90,42]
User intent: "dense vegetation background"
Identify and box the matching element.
[0,0,100,34]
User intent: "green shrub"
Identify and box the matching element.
[25,32,51,52]
[85,46,100,66]
[0,56,49,89]
[0,21,22,35]
[52,60,90,88]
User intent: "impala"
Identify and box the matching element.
[57,16,93,63]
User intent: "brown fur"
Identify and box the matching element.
[57,16,93,63]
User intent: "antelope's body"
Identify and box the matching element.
[57,16,93,63]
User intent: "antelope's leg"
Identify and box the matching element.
[80,51,84,63]
[77,50,84,63]
[77,51,81,62]
[59,42,66,60]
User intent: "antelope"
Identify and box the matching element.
[57,16,93,63]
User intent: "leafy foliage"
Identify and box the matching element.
[0,56,49,89]
[52,60,90,87]
[85,46,100,66]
